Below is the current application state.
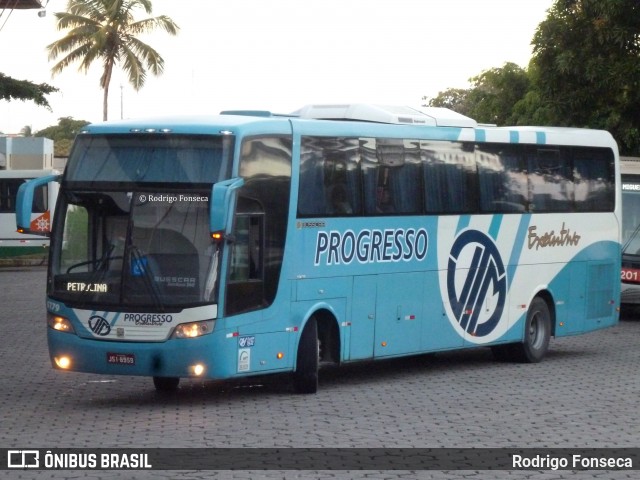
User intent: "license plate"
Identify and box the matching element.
[107,352,135,365]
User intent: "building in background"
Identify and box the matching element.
[0,136,54,170]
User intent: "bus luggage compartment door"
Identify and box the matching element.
[374,272,422,357]
[349,275,376,360]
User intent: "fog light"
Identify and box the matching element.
[54,356,71,369]
[191,364,205,376]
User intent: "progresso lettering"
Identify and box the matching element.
[314,228,428,266]
[123,313,173,325]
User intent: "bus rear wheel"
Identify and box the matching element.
[491,297,551,363]
[153,376,180,392]
[293,318,319,394]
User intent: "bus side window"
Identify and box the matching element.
[421,141,476,214]
[477,145,527,213]
[298,136,361,217]
[573,148,615,212]
[0,179,24,213]
[528,148,571,212]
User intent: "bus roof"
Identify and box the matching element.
[79,104,477,133]
[77,104,617,149]
[291,104,478,128]
[77,114,292,136]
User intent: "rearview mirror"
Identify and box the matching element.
[15,174,61,237]
[209,177,245,236]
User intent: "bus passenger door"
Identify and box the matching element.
[349,276,376,360]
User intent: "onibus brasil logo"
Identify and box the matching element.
[446,230,507,341]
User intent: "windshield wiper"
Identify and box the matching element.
[66,243,123,274]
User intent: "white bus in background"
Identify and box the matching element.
[0,169,59,265]
[620,157,640,315]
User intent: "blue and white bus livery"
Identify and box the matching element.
[16,104,620,394]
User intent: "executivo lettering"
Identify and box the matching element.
[527,223,581,250]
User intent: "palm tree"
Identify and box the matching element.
[47,0,179,121]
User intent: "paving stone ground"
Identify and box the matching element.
[1,267,639,479]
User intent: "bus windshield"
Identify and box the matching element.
[49,133,234,309]
[50,190,219,309]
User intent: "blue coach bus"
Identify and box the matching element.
[16,104,620,393]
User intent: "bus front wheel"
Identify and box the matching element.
[153,376,180,392]
[293,318,319,394]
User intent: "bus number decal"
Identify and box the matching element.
[314,228,428,266]
[447,230,507,338]
[622,268,640,284]
[238,336,255,348]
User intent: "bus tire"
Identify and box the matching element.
[153,376,180,392]
[513,297,551,363]
[293,318,319,394]
[491,297,551,363]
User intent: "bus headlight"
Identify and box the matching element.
[48,314,76,334]
[172,320,215,339]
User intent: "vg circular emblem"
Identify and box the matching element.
[88,315,111,336]
[447,230,506,338]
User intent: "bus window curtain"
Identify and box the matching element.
[423,161,447,213]
[298,152,326,215]
[362,161,378,214]
[344,160,361,215]
[478,164,501,212]
[390,163,421,213]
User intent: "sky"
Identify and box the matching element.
[0,0,555,135]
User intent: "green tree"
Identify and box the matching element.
[35,117,91,157]
[0,72,58,108]
[531,0,640,154]
[424,63,531,126]
[465,63,530,125]
[47,0,179,121]
[423,88,472,116]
